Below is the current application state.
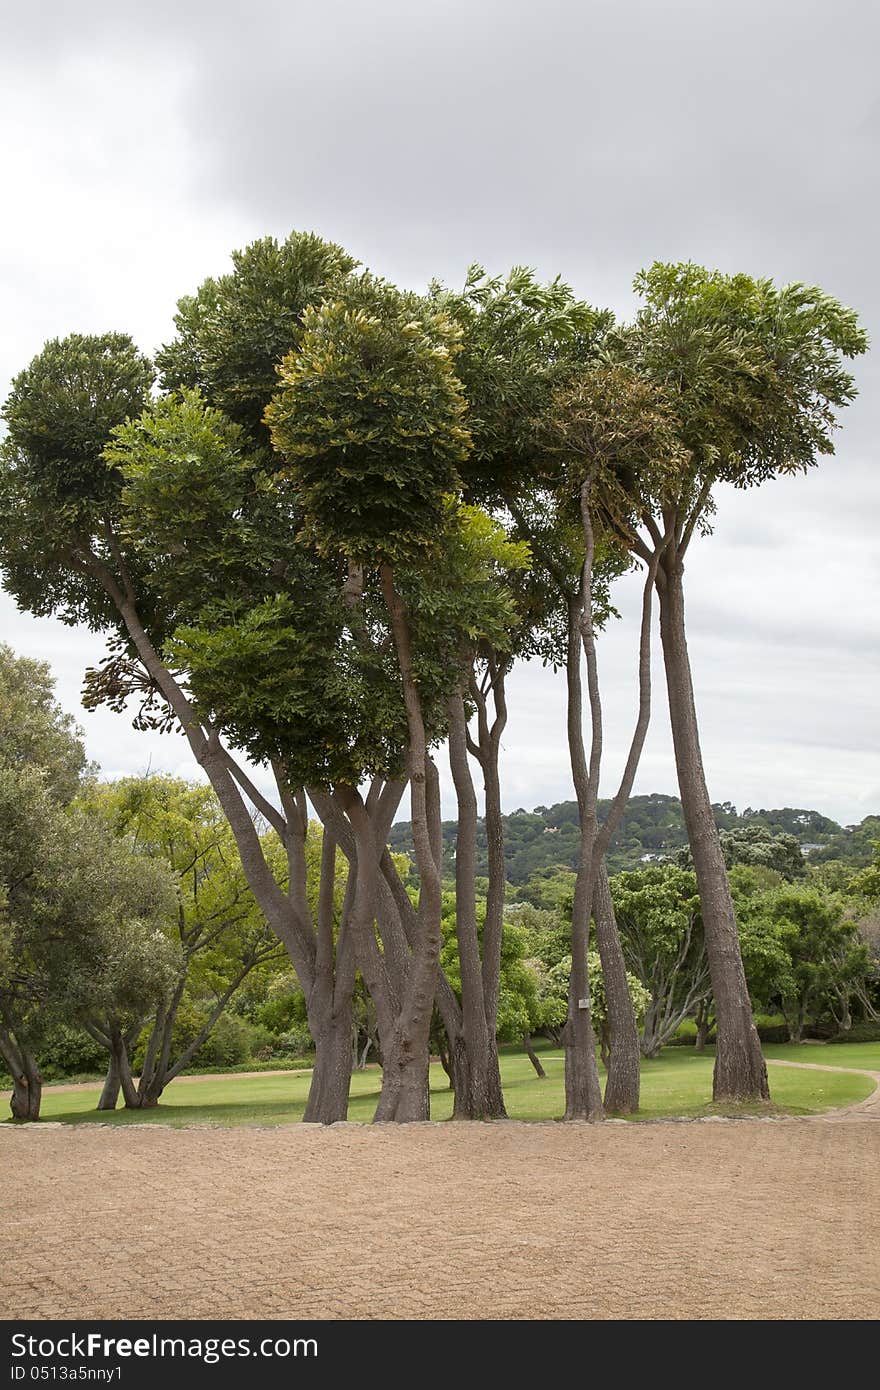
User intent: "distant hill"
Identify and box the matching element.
[387,794,873,883]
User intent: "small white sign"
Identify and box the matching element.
[577,998,589,1010]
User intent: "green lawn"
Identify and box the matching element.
[5,1041,875,1127]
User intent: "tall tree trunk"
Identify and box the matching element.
[563,590,604,1122]
[658,558,769,1102]
[379,567,445,1122]
[10,1063,41,1122]
[303,858,357,1124]
[470,661,509,1118]
[447,689,495,1118]
[593,864,640,1113]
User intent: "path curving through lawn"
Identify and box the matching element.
[765,1057,880,1122]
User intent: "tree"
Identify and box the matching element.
[679,825,806,880]
[267,277,506,1120]
[556,263,867,1101]
[738,883,874,1041]
[610,864,710,1057]
[437,267,647,1119]
[79,776,286,1108]
[0,240,376,1124]
[0,647,177,1119]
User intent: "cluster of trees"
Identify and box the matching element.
[0,230,867,1123]
[0,646,286,1119]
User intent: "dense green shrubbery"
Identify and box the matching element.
[830,1022,880,1043]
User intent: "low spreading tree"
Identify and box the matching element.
[78,776,286,1108]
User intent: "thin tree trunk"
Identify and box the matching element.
[657,558,769,1102]
[523,1033,546,1078]
[563,590,604,1122]
[593,864,640,1113]
[303,859,357,1123]
[470,661,509,1117]
[694,999,712,1052]
[379,566,444,1122]
[447,689,494,1118]
[111,1031,142,1109]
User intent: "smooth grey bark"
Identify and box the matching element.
[447,689,498,1119]
[564,592,605,1121]
[303,848,357,1123]
[377,566,444,1121]
[592,864,640,1113]
[467,659,509,1117]
[510,490,663,1120]
[657,555,769,1102]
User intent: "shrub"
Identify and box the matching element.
[830,1022,880,1043]
[190,1013,252,1068]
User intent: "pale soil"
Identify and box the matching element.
[1,1067,878,1322]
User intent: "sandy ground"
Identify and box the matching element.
[1,1071,878,1322]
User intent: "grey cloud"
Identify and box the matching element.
[1,0,878,826]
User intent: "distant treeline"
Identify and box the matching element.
[388,794,880,883]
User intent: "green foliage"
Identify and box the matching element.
[267,280,471,565]
[80,774,285,1031]
[625,263,869,518]
[0,651,175,1083]
[0,333,153,627]
[433,263,611,501]
[737,883,873,1036]
[0,644,88,803]
[390,794,854,886]
[156,231,358,439]
[679,824,807,880]
[811,817,880,868]
[438,893,543,1041]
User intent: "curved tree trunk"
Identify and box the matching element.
[593,863,640,1113]
[10,1066,41,1122]
[9,1053,42,1121]
[97,1054,121,1110]
[523,1033,546,1078]
[0,1025,42,1121]
[658,559,769,1102]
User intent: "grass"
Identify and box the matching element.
[5,1040,875,1127]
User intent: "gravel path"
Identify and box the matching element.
[0,1058,877,1321]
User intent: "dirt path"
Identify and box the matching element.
[1,1077,878,1321]
[765,1057,880,1122]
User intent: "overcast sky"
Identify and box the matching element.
[1,0,878,826]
